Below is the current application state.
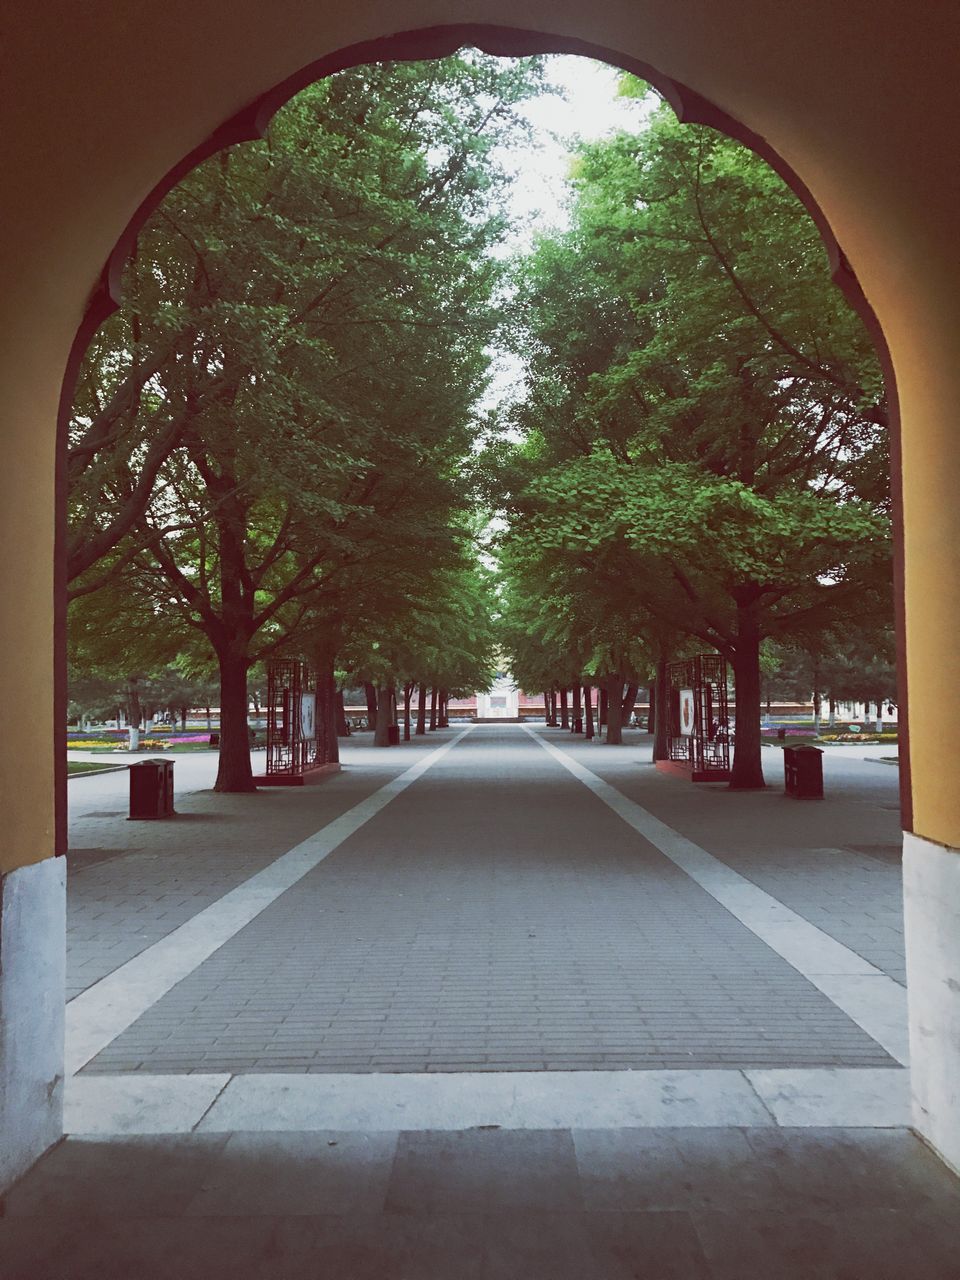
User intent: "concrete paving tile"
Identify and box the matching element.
[273,1213,488,1280]
[693,1206,960,1280]
[741,1128,960,1211]
[64,1074,230,1135]
[575,1128,787,1212]
[478,1211,595,1278]
[3,1135,229,1216]
[384,1130,582,1213]
[745,1067,911,1126]
[185,1131,398,1216]
[581,1211,713,1280]
[0,1215,287,1280]
[0,1215,86,1280]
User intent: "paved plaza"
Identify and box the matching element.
[64,726,907,1077]
[5,723,958,1276]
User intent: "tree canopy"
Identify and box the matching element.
[69,53,542,786]
[68,60,896,793]
[496,90,891,783]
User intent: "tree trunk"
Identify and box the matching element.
[439,689,449,728]
[599,687,608,728]
[180,706,188,731]
[205,705,212,730]
[126,679,142,752]
[429,686,438,731]
[584,685,595,739]
[571,682,582,733]
[559,686,569,729]
[621,683,638,727]
[605,674,624,745]
[542,691,551,725]
[403,683,414,741]
[336,690,349,737]
[729,602,766,789]
[364,683,378,732]
[214,647,255,791]
[812,688,822,736]
[828,696,837,728]
[653,657,670,761]
[374,685,393,747]
[316,654,339,765]
[416,684,427,735]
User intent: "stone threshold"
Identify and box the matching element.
[64,1066,910,1136]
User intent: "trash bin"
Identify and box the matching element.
[129,758,175,819]
[387,724,400,746]
[783,744,823,798]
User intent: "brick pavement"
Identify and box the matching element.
[66,745,422,998]
[79,726,895,1074]
[552,730,906,984]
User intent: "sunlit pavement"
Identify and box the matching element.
[9,724,955,1277]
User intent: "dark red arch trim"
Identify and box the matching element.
[55,23,910,849]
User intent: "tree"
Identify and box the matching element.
[69,54,546,789]
[502,93,890,787]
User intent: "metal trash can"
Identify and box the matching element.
[387,724,400,746]
[129,758,175,819]
[783,744,823,798]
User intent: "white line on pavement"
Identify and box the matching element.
[65,727,474,1076]
[63,1066,910,1135]
[525,728,909,1066]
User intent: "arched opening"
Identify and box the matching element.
[57,23,907,814]
[5,10,960,1233]
[64,32,906,1100]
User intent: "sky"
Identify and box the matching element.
[480,55,653,414]
[499,56,649,238]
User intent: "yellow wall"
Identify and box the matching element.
[2,0,960,870]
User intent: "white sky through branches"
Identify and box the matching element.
[498,56,646,245]
[481,55,652,416]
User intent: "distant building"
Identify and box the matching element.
[475,672,520,720]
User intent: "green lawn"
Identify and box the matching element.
[67,760,125,776]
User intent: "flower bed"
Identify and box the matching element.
[818,731,899,743]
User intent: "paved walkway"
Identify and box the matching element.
[68,726,898,1075]
[7,723,958,1275]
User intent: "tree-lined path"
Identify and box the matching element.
[17,726,957,1280]
[69,725,897,1077]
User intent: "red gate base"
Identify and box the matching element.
[655,760,731,783]
[256,762,342,786]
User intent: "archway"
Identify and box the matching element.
[2,4,959,1189]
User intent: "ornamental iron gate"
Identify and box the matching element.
[663,653,731,781]
[263,658,321,784]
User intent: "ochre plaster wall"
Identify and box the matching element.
[1,1,959,871]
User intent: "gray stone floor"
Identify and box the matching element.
[67,753,410,998]
[557,731,907,983]
[3,1127,959,1279]
[76,728,894,1074]
[39,727,952,1275]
